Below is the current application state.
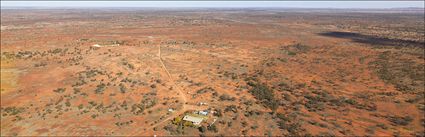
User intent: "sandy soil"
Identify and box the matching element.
[1,8,424,136]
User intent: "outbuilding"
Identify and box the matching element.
[183,115,203,125]
[199,110,209,116]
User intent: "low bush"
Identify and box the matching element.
[388,115,413,126]
[53,88,66,93]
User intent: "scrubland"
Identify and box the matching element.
[1,8,424,136]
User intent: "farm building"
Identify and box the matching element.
[183,115,203,125]
[199,110,209,116]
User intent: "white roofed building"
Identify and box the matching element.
[183,115,203,125]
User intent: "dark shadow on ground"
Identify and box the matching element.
[318,31,424,48]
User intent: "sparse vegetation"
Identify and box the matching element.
[53,88,66,93]
[387,115,413,126]
[246,80,278,112]
[95,83,106,94]
[1,8,423,137]
[369,51,424,93]
[219,94,236,101]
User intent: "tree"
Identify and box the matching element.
[173,117,182,125]
[184,121,194,127]
[199,125,206,133]
[208,124,218,132]
[214,109,223,117]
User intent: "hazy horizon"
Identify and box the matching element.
[1,1,424,9]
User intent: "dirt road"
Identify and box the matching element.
[134,44,209,135]
[145,44,188,130]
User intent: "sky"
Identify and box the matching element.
[1,1,424,8]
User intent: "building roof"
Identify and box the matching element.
[183,115,203,123]
[199,110,208,115]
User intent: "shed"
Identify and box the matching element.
[183,115,203,125]
[199,110,209,116]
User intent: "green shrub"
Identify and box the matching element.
[95,83,106,94]
[214,109,223,117]
[199,125,206,133]
[119,83,127,93]
[208,124,218,132]
[53,88,66,93]
[219,94,236,101]
[388,115,413,126]
[225,105,238,113]
[287,51,297,56]
[2,107,25,116]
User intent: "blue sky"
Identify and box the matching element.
[1,1,424,8]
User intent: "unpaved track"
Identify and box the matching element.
[134,44,195,135]
[158,44,187,103]
[146,44,188,129]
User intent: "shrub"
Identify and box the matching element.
[287,51,296,56]
[53,88,66,93]
[365,126,375,135]
[219,94,236,101]
[91,114,98,119]
[388,115,413,126]
[376,123,388,129]
[344,98,357,105]
[225,105,238,113]
[172,117,182,125]
[291,43,310,53]
[212,92,218,97]
[227,121,232,127]
[199,125,206,133]
[282,43,310,56]
[119,83,127,93]
[183,121,194,127]
[242,129,248,135]
[208,124,218,132]
[150,84,156,88]
[251,125,258,130]
[197,87,214,94]
[164,125,175,132]
[95,83,106,94]
[73,88,81,94]
[2,107,25,116]
[305,98,325,112]
[214,109,223,117]
[65,101,71,107]
[241,121,248,127]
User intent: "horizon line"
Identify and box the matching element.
[1,1,424,9]
[1,6,424,9]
